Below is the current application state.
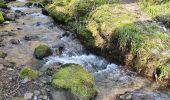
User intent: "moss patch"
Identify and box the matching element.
[0,11,4,23]
[19,67,39,80]
[34,45,52,59]
[87,4,137,48]
[52,64,97,100]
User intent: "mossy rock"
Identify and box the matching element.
[34,45,52,59]
[86,4,137,48]
[52,64,98,100]
[0,11,4,23]
[19,67,39,80]
[0,51,7,59]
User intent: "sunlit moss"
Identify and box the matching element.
[0,11,4,23]
[52,64,97,100]
[87,4,137,47]
[19,67,39,80]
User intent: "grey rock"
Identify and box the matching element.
[24,35,39,41]
[10,39,20,44]
[34,90,41,96]
[43,96,48,100]
[0,64,4,70]
[24,92,33,100]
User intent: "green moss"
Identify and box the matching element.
[87,4,137,48]
[0,11,4,23]
[52,64,97,100]
[34,45,52,59]
[19,67,39,80]
[112,22,170,76]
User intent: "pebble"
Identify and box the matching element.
[24,92,33,100]
[43,96,48,100]
[34,90,41,96]
[21,77,30,84]
[0,64,4,70]
[10,39,20,44]
[7,68,14,71]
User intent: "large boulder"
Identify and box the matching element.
[34,45,52,59]
[52,64,98,100]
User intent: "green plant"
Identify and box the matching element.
[19,67,39,80]
[0,11,4,23]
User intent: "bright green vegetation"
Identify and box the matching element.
[112,23,170,76]
[156,65,170,79]
[87,4,137,48]
[140,0,170,17]
[0,11,4,23]
[34,45,52,59]
[19,67,39,80]
[46,0,170,79]
[52,64,97,100]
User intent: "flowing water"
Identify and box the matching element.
[1,1,170,100]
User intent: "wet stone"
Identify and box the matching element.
[0,51,7,59]
[24,92,33,100]
[10,39,20,44]
[34,90,41,96]
[24,35,39,41]
[0,64,4,70]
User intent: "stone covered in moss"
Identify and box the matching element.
[34,45,52,59]
[0,11,4,23]
[52,64,97,100]
[19,67,39,80]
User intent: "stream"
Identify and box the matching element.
[0,0,170,100]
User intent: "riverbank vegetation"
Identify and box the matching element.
[0,11,4,23]
[43,0,170,82]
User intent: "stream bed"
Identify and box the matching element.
[0,1,170,100]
